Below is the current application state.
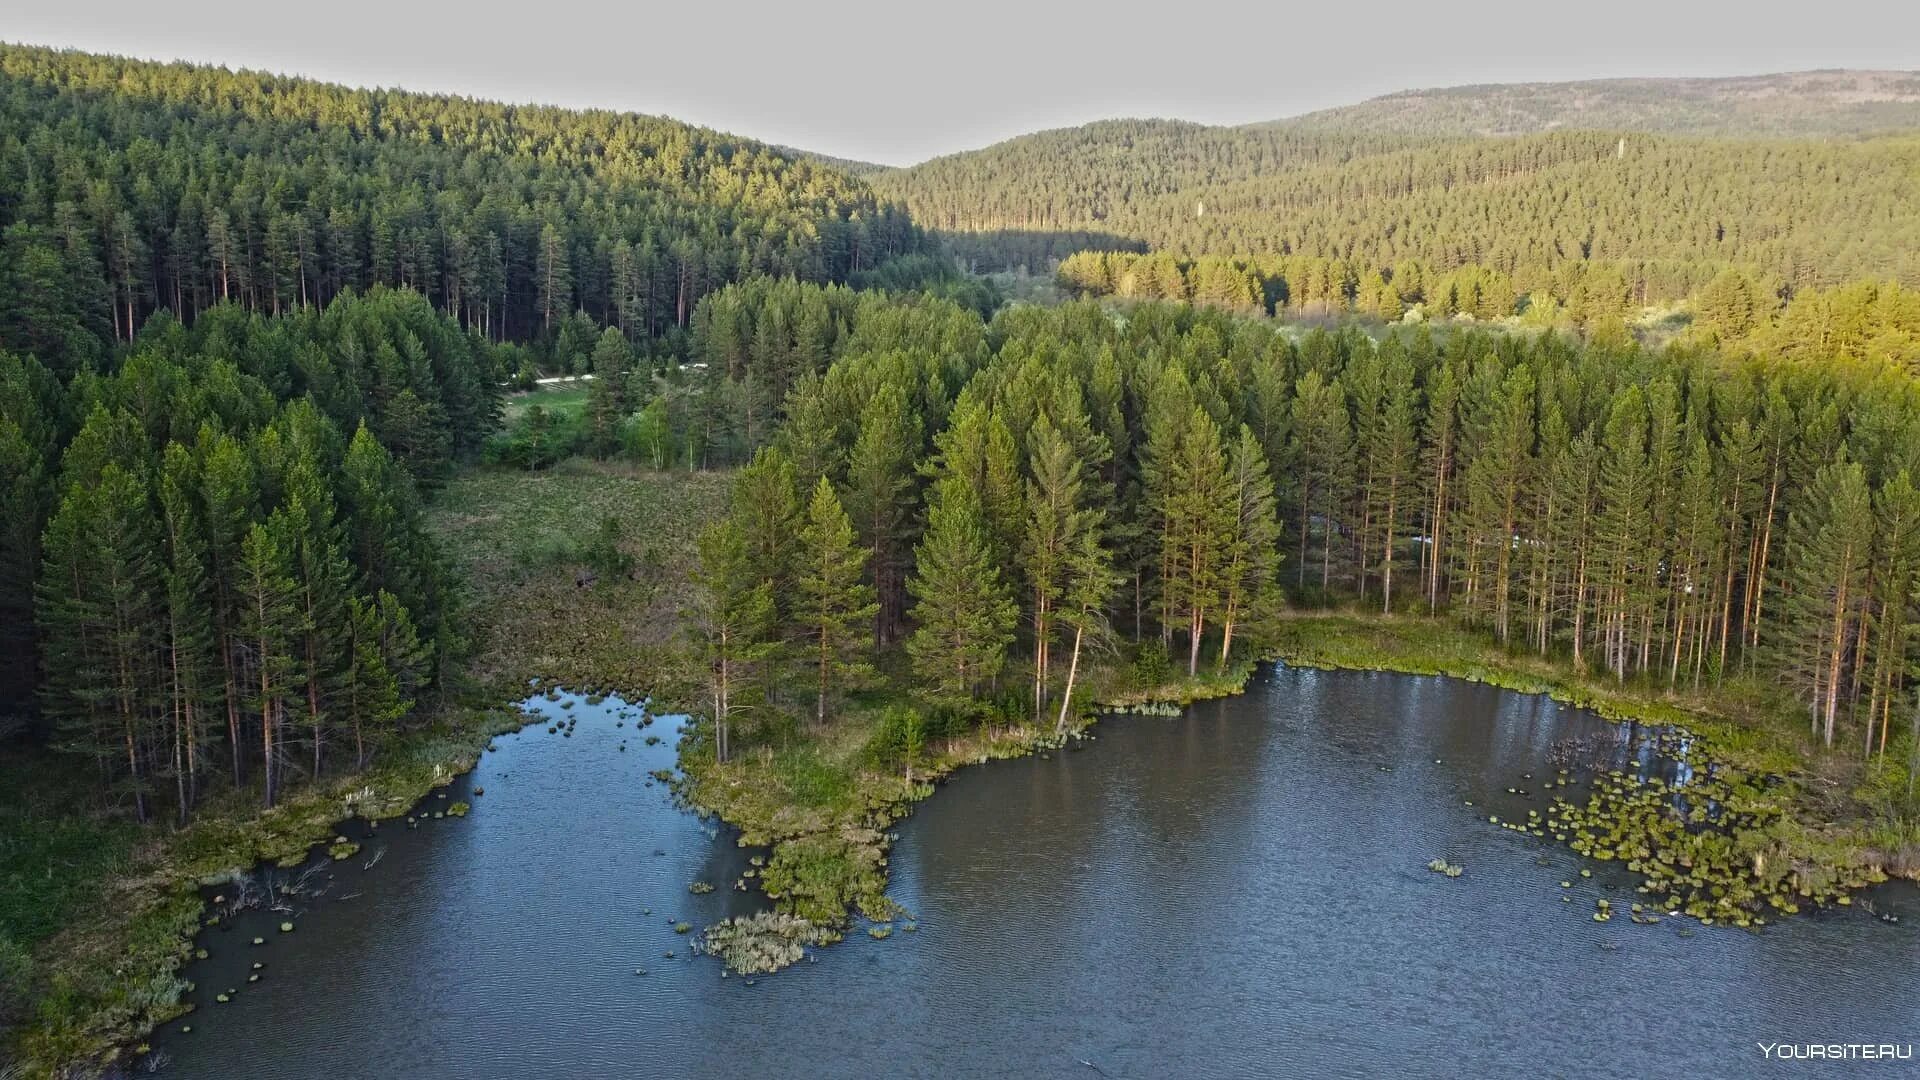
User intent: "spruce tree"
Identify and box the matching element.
[906,478,1017,707]
[584,327,631,457]
[1777,458,1875,748]
[794,477,879,724]
[689,519,775,764]
[236,518,299,807]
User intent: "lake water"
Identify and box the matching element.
[153,665,1920,1078]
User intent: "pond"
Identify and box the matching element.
[153,665,1920,1078]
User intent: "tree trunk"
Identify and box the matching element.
[1056,624,1085,735]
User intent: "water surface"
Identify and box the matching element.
[155,666,1920,1078]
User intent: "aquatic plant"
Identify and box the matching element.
[688,881,714,894]
[699,912,833,975]
[1517,752,1888,925]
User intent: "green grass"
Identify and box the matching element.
[427,460,731,696]
[501,381,591,421]
[0,755,141,954]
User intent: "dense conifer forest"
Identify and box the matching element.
[2,290,491,818]
[678,283,1920,776]
[875,123,1920,296]
[0,44,921,360]
[6,43,1920,1076]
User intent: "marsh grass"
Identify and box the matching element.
[427,462,729,698]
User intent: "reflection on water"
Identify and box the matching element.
[155,667,1919,1079]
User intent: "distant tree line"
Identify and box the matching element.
[1057,251,1920,369]
[876,123,1920,299]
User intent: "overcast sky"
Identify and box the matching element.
[7,2,1918,165]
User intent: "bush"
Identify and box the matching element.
[483,405,583,469]
[1130,643,1174,690]
[620,400,673,469]
[581,516,634,580]
[862,705,927,775]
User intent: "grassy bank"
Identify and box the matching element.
[672,653,1260,943]
[680,607,1920,953]
[0,706,523,1073]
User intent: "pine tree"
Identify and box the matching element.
[1458,363,1535,642]
[236,519,299,807]
[279,458,355,781]
[1023,417,1104,721]
[729,446,801,704]
[1289,370,1353,594]
[906,478,1017,706]
[845,384,921,647]
[1776,457,1874,748]
[0,352,59,729]
[794,477,879,724]
[1161,406,1235,675]
[1866,471,1920,755]
[38,464,162,821]
[157,444,217,822]
[1054,516,1122,732]
[689,519,775,764]
[536,223,573,334]
[341,590,425,769]
[1217,426,1281,670]
[584,327,631,457]
[930,394,1024,586]
[1595,389,1653,679]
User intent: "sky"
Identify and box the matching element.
[7,1,1919,166]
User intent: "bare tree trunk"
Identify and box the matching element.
[1056,625,1085,735]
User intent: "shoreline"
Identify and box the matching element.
[679,611,1913,950]
[15,612,1913,1075]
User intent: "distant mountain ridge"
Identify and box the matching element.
[871,71,1920,291]
[1267,69,1920,138]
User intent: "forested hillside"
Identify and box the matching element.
[1276,70,1920,137]
[0,43,920,368]
[875,125,1920,298]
